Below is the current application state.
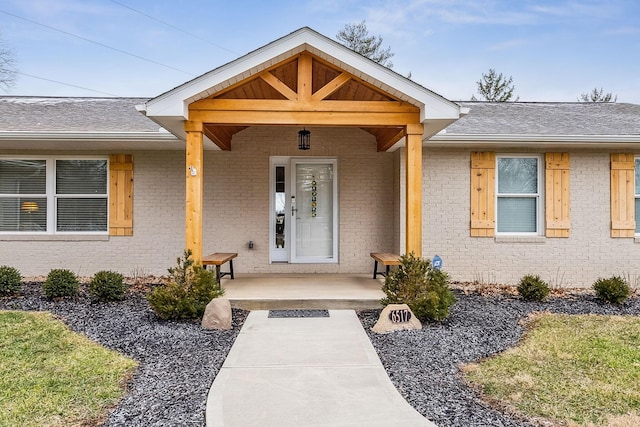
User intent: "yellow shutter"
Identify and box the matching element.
[470,152,495,237]
[109,154,133,236]
[610,153,635,238]
[545,153,570,237]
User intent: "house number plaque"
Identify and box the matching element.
[388,309,412,323]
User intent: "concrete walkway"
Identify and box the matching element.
[206,310,435,426]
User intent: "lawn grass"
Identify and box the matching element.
[463,313,640,426]
[0,310,138,426]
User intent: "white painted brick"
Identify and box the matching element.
[423,149,640,288]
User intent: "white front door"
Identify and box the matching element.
[270,157,338,264]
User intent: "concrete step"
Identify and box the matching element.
[229,298,382,311]
[223,274,385,311]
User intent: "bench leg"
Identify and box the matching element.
[228,259,234,279]
[373,260,379,279]
[386,265,390,276]
[215,265,222,283]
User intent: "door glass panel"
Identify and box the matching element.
[295,163,333,258]
[275,166,286,249]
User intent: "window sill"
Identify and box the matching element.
[495,236,546,244]
[0,234,110,241]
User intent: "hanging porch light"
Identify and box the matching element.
[298,128,310,150]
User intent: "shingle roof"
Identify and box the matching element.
[0,97,158,132]
[1,97,639,138]
[445,102,640,136]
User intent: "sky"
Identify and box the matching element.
[0,0,639,103]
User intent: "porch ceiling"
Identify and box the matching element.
[190,52,415,151]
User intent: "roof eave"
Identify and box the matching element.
[0,131,187,151]
[427,133,640,149]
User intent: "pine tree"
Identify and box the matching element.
[471,68,519,102]
[578,87,617,102]
[336,21,394,68]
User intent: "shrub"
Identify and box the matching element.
[381,252,456,321]
[0,265,22,296]
[89,270,126,302]
[43,269,79,299]
[517,274,550,302]
[593,276,630,304]
[147,250,225,320]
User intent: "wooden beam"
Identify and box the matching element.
[259,71,298,100]
[189,109,420,127]
[185,121,204,263]
[311,72,351,101]
[204,127,231,151]
[297,53,313,102]
[377,128,406,152]
[405,124,424,257]
[189,98,419,114]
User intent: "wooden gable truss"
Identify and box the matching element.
[187,53,421,152]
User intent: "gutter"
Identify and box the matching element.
[427,133,640,148]
[0,131,179,143]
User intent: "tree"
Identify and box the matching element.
[471,68,519,102]
[336,21,394,68]
[578,87,617,103]
[0,29,17,92]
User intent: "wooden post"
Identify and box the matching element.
[405,124,424,257]
[185,120,204,263]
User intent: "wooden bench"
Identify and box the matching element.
[202,252,237,283]
[370,252,401,279]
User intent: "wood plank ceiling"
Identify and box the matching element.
[189,52,420,151]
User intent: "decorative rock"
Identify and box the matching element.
[371,303,422,334]
[201,298,232,330]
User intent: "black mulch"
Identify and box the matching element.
[2,282,639,426]
[358,290,640,427]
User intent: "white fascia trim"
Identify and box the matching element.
[0,131,179,143]
[428,133,640,147]
[144,28,461,122]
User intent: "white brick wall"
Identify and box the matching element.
[1,128,396,276]
[203,126,396,274]
[4,143,637,287]
[0,150,185,277]
[424,148,640,288]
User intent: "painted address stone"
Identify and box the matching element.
[372,303,422,334]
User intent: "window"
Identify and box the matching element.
[496,156,542,234]
[0,157,108,234]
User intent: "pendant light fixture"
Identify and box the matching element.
[298,128,310,150]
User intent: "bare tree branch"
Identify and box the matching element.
[0,29,17,92]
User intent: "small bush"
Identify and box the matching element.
[147,250,224,320]
[0,265,22,296]
[381,252,456,322]
[43,269,79,299]
[517,274,550,302]
[593,276,630,304]
[89,270,126,302]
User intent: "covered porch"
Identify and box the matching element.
[139,28,463,274]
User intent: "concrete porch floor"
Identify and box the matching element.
[221,274,385,310]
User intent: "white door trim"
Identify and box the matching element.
[269,156,339,264]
